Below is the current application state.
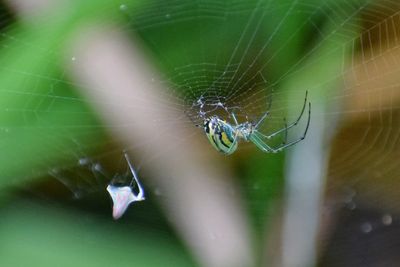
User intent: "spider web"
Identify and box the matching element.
[1,0,400,266]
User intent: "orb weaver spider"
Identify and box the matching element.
[191,91,311,155]
[106,152,145,219]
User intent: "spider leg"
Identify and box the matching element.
[249,133,279,153]
[254,110,270,129]
[231,112,239,126]
[250,102,311,153]
[124,152,145,200]
[250,131,302,153]
[253,89,273,128]
[256,91,309,139]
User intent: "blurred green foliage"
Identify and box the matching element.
[0,198,194,267]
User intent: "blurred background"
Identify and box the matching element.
[0,0,400,266]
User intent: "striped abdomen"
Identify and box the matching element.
[204,117,238,155]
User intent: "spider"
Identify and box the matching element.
[106,152,145,220]
[192,91,311,155]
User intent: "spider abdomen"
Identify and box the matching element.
[204,117,238,155]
